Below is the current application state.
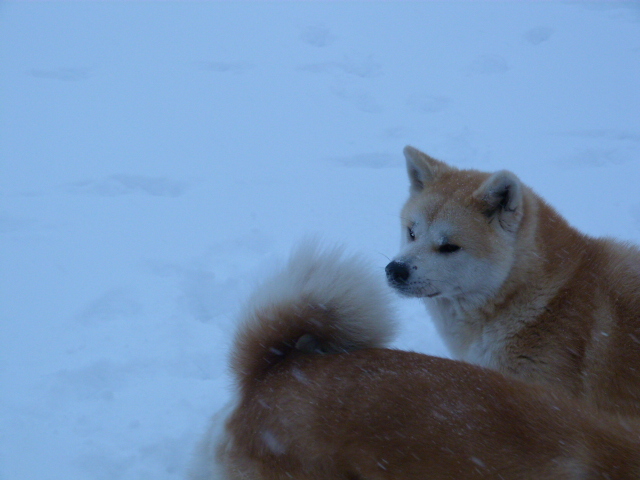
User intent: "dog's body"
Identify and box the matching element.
[191,242,640,480]
[386,146,640,417]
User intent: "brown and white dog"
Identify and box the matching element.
[386,146,640,418]
[190,242,640,480]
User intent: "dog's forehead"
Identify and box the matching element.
[403,169,489,223]
[404,193,477,225]
[435,168,488,196]
[421,203,483,238]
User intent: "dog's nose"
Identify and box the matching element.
[385,261,410,284]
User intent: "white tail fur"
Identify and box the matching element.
[230,240,396,393]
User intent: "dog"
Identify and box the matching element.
[190,241,640,480]
[386,146,640,418]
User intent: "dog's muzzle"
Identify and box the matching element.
[385,261,410,286]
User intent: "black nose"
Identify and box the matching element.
[385,261,410,284]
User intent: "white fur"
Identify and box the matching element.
[394,217,511,305]
[238,239,397,352]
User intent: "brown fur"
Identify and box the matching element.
[192,242,640,480]
[220,347,640,480]
[388,146,640,417]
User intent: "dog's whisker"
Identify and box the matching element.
[376,251,391,262]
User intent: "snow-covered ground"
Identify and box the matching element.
[1,2,639,478]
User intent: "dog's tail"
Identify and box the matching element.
[231,240,396,393]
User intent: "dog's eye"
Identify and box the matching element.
[438,243,461,254]
[407,226,416,241]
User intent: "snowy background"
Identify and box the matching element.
[1,1,639,479]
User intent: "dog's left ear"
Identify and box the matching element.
[473,171,523,233]
[404,146,451,194]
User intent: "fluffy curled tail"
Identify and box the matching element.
[231,240,397,393]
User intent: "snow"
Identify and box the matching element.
[1,2,639,479]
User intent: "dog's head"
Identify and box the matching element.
[386,146,524,303]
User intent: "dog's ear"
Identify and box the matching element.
[403,146,449,194]
[473,171,523,233]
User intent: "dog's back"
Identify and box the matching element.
[224,350,640,480]
[192,241,640,480]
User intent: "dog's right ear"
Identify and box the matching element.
[473,170,523,234]
[403,146,449,194]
